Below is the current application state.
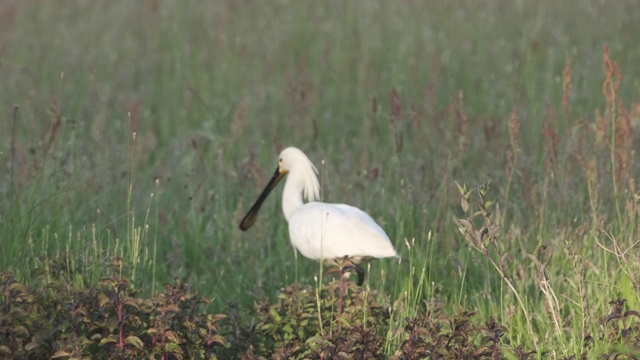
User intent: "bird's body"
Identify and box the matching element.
[288,202,396,262]
[239,146,399,285]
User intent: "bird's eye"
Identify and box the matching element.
[279,158,282,163]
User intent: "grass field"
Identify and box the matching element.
[2,1,640,357]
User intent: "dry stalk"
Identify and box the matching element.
[454,182,539,350]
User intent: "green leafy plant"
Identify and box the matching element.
[234,280,388,359]
[0,258,226,359]
[602,298,640,357]
[390,300,535,360]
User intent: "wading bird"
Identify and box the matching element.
[239,147,399,288]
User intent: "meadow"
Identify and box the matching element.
[1,1,640,358]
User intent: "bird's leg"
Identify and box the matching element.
[337,258,364,320]
[336,256,353,318]
[341,259,365,287]
[338,273,345,318]
[340,258,349,318]
[354,264,365,286]
[320,260,347,316]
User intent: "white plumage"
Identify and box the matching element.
[288,203,397,261]
[240,147,399,285]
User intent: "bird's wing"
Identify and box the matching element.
[288,202,398,261]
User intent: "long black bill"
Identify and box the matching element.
[239,167,286,230]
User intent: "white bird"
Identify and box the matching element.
[239,146,399,286]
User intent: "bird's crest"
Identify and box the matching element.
[281,147,321,203]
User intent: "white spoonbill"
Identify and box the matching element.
[239,146,399,286]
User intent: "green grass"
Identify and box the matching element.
[2,0,640,357]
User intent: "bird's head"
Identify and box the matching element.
[278,147,320,202]
[239,146,320,231]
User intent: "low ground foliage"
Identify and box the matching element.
[3,259,640,358]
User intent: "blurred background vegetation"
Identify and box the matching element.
[1,0,640,355]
